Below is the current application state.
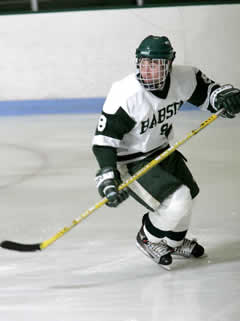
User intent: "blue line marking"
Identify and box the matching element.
[0,98,196,116]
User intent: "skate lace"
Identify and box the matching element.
[174,238,196,258]
[147,240,170,257]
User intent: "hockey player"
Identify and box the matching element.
[92,35,240,267]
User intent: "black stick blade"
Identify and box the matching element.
[0,241,41,252]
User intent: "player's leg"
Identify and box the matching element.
[118,152,182,266]
[162,150,205,258]
[118,150,204,265]
[142,185,204,258]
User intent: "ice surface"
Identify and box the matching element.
[0,111,239,321]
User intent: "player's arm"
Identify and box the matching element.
[187,69,240,118]
[187,69,220,110]
[92,107,136,207]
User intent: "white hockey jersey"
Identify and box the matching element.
[92,65,219,166]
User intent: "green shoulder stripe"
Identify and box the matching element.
[95,107,136,140]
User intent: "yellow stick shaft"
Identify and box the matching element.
[40,109,222,250]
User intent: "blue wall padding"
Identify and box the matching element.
[0,98,195,116]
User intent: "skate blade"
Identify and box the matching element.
[136,241,172,271]
[172,253,208,260]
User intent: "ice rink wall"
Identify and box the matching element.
[0,3,240,115]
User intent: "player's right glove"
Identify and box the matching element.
[95,167,129,207]
[211,85,240,118]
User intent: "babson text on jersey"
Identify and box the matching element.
[140,102,181,134]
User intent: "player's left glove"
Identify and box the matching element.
[211,85,240,118]
[95,167,129,207]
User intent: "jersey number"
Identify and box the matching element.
[160,123,169,136]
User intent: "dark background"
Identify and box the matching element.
[0,0,240,14]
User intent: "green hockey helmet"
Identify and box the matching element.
[136,35,176,91]
[136,35,175,60]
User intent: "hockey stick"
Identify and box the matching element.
[0,109,223,252]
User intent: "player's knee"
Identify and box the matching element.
[177,184,192,200]
[160,185,193,219]
[174,185,193,214]
[149,185,193,231]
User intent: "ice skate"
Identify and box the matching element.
[173,238,205,259]
[136,225,173,270]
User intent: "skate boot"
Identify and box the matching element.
[136,225,173,266]
[173,238,205,258]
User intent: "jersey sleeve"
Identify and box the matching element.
[92,108,136,168]
[187,68,220,111]
[92,78,136,170]
[93,79,136,145]
[93,107,136,147]
[92,145,117,169]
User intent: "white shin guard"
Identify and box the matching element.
[145,185,194,247]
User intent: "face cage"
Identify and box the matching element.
[136,58,170,91]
